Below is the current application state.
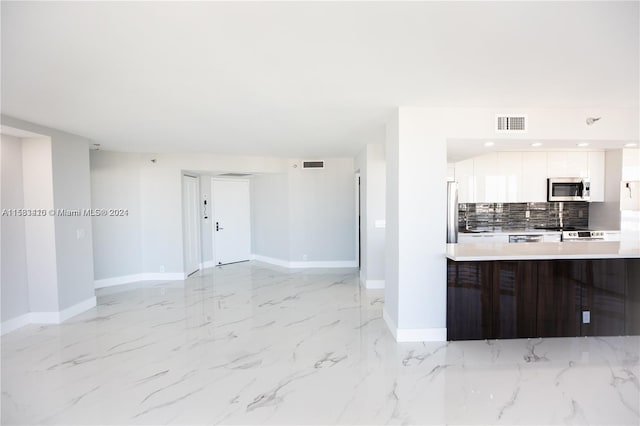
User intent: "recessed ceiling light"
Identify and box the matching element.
[577,142,590,147]
[624,143,638,147]
[484,141,495,147]
[531,142,543,147]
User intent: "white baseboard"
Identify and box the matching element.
[59,297,97,322]
[1,313,32,336]
[289,260,357,268]
[396,327,447,342]
[200,260,216,269]
[1,296,97,336]
[252,254,357,269]
[251,254,290,268]
[365,280,385,289]
[383,307,446,342]
[94,272,186,289]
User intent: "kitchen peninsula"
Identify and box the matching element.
[446,241,640,341]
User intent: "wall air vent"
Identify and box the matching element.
[496,115,527,132]
[302,161,325,169]
[218,173,252,177]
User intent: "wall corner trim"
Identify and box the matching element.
[94,272,186,289]
[1,296,97,336]
[383,308,447,342]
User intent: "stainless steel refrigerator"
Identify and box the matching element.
[447,181,458,243]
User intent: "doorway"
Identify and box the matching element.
[182,174,201,276]
[212,178,251,265]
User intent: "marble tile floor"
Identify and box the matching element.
[1,261,638,425]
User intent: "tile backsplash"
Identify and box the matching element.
[458,202,589,232]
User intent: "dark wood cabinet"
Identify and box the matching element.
[447,261,492,341]
[582,259,626,336]
[536,260,582,338]
[447,257,638,341]
[492,261,538,339]
[626,259,640,335]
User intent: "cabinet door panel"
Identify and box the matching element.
[474,153,499,203]
[447,260,493,340]
[588,151,605,202]
[493,261,538,339]
[497,152,522,202]
[537,260,582,337]
[626,259,640,335]
[455,158,475,203]
[582,259,626,336]
[520,152,548,202]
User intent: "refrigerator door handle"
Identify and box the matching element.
[447,182,459,243]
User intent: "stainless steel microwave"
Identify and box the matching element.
[547,178,590,202]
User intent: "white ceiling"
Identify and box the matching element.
[1,1,638,157]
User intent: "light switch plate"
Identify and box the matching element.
[582,311,591,324]
[374,220,386,229]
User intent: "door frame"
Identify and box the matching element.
[182,173,202,276]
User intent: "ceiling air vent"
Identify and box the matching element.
[302,161,325,169]
[496,115,527,132]
[218,173,252,177]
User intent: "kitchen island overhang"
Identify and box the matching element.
[446,241,640,341]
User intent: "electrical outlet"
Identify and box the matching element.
[582,311,591,324]
[525,210,530,219]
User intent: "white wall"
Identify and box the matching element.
[251,173,290,261]
[21,137,59,313]
[91,152,356,280]
[621,148,640,242]
[90,151,143,279]
[364,144,386,283]
[287,158,356,263]
[1,115,97,330]
[384,112,400,328]
[51,133,95,309]
[355,143,386,288]
[1,135,30,322]
[589,149,623,230]
[90,151,288,278]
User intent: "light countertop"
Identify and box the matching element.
[447,241,640,261]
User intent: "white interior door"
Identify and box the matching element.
[212,179,251,265]
[182,175,201,275]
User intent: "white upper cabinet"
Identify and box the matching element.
[547,151,589,177]
[454,150,605,203]
[520,151,548,202]
[588,151,605,202]
[546,152,567,177]
[497,152,522,202]
[474,153,499,203]
[447,163,455,182]
[455,158,475,203]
